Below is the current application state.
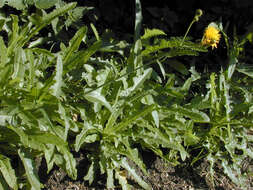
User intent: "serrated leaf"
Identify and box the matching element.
[63,26,87,63]
[0,155,18,190]
[120,68,152,97]
[170,105,210,122]
[57,146,77,180]
[18,148,42,190]
[105,104,155,134]
[44,144,55,173]
[104,104,123,131]
[141,28,166,40]
[64,40,102,75]
[84,90,112,112]
[221,159,246,188]
[121,157,151,190]
[121,137,147,175]
[143,123,188,161]
[25,2,77,44]
[75,124,98,152]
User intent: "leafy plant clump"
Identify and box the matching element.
[0,0,253,189]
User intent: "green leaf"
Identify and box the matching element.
[227,55,237,80]
[121,137,147,175]
[84,161,95,185]
[133,39,143,70]
[0,0,5,8]
[141,94,159,127]
[57,146,77,180]
[104,104,123,132]
[167,60,189,75]
[90,23,100,41]
[115,170,132,190]
[44,144,55,173]
[10,15,19,45]
[6,0,26,10]
[0,37,8,66]
[84,90,112,112]
[51,55,65,98]
[170,105,210,122]
[0,155,18,190]
[0,115,12,126]
[120,68,153,97]
[120,157,151,190]
[143,123,188,161]
[105,104,156,134]
[0,173,10,190]
[0,64,11,86]
[28,132,68,147]
[18,148,42,190]
[64,40,102,75]
[63,26,87,63]
[236,64,253,78]
[58,103,70,142]
[35,0,58,9]
[134,0,142,42]
[106,168,114,189]
[25,2,77,44]
[141,28,166,40]
[221,159,246,188]
[75,123,98,152]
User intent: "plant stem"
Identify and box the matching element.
[180,20,195,46]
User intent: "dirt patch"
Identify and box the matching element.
[38,150,253,190]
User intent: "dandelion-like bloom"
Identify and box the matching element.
[202,25,221,49]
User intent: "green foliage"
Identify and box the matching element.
[0,0,252,189]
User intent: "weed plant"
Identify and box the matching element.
[0,0,252,189]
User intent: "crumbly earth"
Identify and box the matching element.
[38,150,253,190]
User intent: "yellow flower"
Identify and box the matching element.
[202,24,221,49]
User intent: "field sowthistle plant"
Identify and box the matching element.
[0,0,253,189]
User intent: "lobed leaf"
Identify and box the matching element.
[141,28,166,40]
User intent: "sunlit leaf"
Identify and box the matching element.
[18,148,42,189]
[120,157,151,190]
[236,64,253,78]
[51,55,65,98]
[170,104,210,122]
[35,0,58,9]
[84,90,112,112]
[0,154,18,190]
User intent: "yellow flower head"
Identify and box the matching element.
[201,23,221,49]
